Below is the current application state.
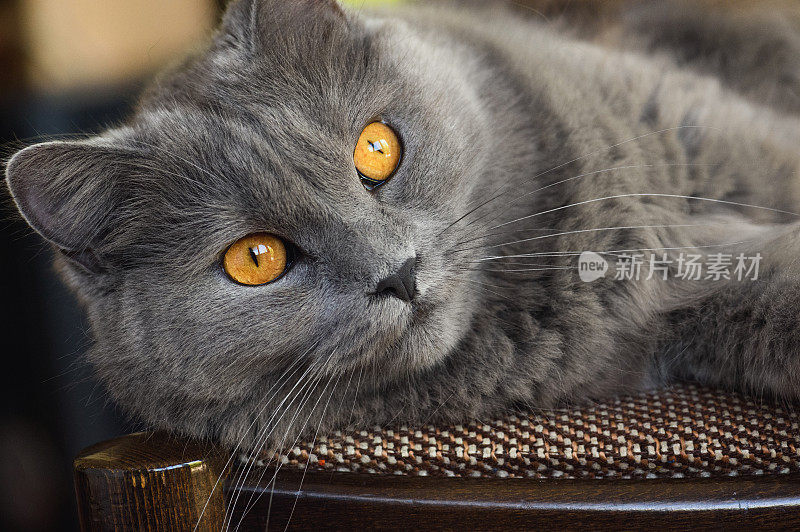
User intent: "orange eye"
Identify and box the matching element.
[353,122,402,185]
[223,233,288,286]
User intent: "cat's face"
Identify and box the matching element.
[5,0,495,439]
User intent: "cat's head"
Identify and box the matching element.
[5,0,507,444]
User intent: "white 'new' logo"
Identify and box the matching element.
[578,251,608,282]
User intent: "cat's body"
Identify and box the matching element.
[6,0,800,450]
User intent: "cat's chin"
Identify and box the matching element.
[370,278,479,378]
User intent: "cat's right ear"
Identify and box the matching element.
[5,141,128,274]
[218,0,260,49]
[221,0,349,53]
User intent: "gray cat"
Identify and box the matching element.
[6,0,800,453]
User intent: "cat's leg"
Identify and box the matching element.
[656,222,800,400]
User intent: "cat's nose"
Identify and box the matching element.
[374,257,416,303]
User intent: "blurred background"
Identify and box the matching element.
[0,1,222,530]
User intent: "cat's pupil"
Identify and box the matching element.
[367,140,385,154]
[249,244,270,267]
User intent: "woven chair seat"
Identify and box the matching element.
[259,385,800,479]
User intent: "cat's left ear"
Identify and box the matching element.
[5,140,130,274]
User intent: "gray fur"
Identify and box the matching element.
[5,0,800,450]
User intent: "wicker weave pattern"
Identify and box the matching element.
[261,385,800,479]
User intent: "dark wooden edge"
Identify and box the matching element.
[230,468,800,530]
[74,433,800,531]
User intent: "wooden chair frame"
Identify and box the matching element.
[74,432,800,530]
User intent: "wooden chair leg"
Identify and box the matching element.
[73,432,227,531]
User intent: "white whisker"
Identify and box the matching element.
[222,355,327,530]
[230,348,339,529]
[456,223,708,253]
[282,369,344,530]
[466,163,710,231]
[476,240,755,262]
[492,193,800,230]
[442,126,720,235]
[193,342,318,531]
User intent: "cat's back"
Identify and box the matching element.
[375,1,800,220]
[385,0,800,121]
[381,2,710,127]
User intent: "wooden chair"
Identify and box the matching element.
[74,385,800,530]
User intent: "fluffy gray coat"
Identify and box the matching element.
[6,0,800,451]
